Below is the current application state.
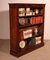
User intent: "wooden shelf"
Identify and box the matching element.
[19,23,43,29]
[19,33,42,41]
[19,14,43,18]
[13,42,44,57]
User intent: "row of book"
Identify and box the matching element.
[19,29,32,40]
[19,8,42,16]
[19,26,41,40]
[19,16,43,26]
[30,16,43,24]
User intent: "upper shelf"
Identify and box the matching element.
[19,14,43,18]
[18,7,44,18]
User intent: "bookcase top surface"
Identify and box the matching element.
[9,3,45,8]
[9,3,45,5]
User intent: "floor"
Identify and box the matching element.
[0,40,50,60]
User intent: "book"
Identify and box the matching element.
[30,17,36,24]
[35,36,41,44]
[19,8,25,16]
[23,29,32,39]
[36,17,40,24]
[35,16,43,24]
[20,29,32,40]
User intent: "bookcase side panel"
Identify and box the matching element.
[9,6,18,52]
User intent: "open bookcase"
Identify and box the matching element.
[9,3,45,57]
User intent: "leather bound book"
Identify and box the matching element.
[30,17,36,24]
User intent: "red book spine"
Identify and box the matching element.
[30,17,35,24]
[35,17,39,24]
[36,16,42,24]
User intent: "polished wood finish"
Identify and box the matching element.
[9,3,45,57]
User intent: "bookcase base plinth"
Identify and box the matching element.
[10,43,44,57]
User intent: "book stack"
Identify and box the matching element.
[30,16,43,24]
[19,8,25,16]
[20,29,32,40]
[35,36,41,44]
[26,8,33,16]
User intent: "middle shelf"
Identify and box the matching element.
[18,16,43,29]
[19,24,43,40]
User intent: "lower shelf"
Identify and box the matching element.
[10,42,44,57]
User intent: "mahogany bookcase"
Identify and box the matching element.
[9,3,45,57]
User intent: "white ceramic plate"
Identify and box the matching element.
[19,41,25,48]
[19,18,25,25]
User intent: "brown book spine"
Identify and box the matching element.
[40,16,43,23]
